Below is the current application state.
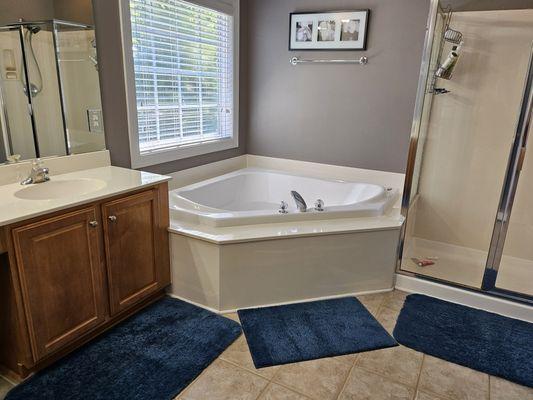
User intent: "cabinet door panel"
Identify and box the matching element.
[12,208,106,361]
[103,189,166,315]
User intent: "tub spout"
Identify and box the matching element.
[291,191,307,212]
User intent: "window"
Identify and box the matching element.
[123,0,238,167]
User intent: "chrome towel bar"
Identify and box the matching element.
[290,56,368,66]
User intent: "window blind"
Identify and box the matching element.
[129,0,234,153]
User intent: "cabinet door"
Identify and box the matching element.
[102,189,169,315]
[12,207,107,361]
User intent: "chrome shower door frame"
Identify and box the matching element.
[396,0,440,272]
[396,3,533,305]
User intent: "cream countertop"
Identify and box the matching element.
[0,166,170,226]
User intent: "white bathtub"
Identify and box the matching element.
[168,160,404,312]
[170,168,399,227]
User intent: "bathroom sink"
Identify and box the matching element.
[15,178,107,200]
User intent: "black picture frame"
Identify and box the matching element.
[289,10,370,51]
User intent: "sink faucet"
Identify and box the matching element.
[21,159,50,185]
[291,191,307,212]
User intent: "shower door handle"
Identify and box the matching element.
[517,147,527,172]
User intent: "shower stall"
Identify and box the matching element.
[0,20,104,162]
[398,1,533,305]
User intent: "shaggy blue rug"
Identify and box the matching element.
[6,297,241,400]
[238,297,397,368]
[394,294,533,388]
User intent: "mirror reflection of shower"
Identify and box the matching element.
[0,19,106,162]
[20,23,43,98]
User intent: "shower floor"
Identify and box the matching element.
[402,237,486,289]
[401,237,532,296]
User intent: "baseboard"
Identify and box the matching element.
[395,273,533,323]
[169,287,394,315]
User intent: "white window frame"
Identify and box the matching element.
[119,0,239,168]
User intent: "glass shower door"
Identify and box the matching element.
[23,22,68,158]
[400,8,533,300]
[496,151,533,297]
[0,26,36,160]
[53,21,105,155]
[483,44,533,300]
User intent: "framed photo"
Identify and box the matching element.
[289,10,369,51]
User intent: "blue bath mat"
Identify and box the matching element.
[394,294,533,388]
[238,297,397,368]
[6,297,241,400]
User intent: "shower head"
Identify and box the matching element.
[27,25,41,34]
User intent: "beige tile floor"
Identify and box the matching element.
[177,291,533,400]
[1,290,532,400]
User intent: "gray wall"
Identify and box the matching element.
[92,0,132,168]
[92,0,247,174]
[0,0,54,25]
[244,0,430,173]
[55,0,94,25]
[0,0,93,26]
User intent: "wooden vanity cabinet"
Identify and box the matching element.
[0,183,170,379]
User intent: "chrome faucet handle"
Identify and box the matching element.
[279,201,289,214]
[38,167,50,183]
[314,199,325,211]
[20,159,50,185]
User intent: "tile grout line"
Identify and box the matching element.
[412,353,425,399]
[353,362,420,390]
[254,381,272,400]
[175,361,211,400]
[217,357,273,382]
[265,365,316,400]
[335,356,359,400]
[267,379,315,400]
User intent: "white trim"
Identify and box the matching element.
[167,154,247,190]
[119,0,240,169]
[220,288,394,315]
[167,293,222,314]
[168,288,394,315]
[246,154,405,190]
[395,274,533,323]
[165,154,405,192]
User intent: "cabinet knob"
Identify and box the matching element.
[88,220,98,228]
[108,215,117,222]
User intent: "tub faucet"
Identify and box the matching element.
[21,159,50,185]
[291,191,307,212]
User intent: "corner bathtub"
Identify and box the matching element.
[168,165,403,312]
[170,168,399,227]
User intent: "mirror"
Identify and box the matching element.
[0,1,105,164]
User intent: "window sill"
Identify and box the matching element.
[130,137,238,169]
